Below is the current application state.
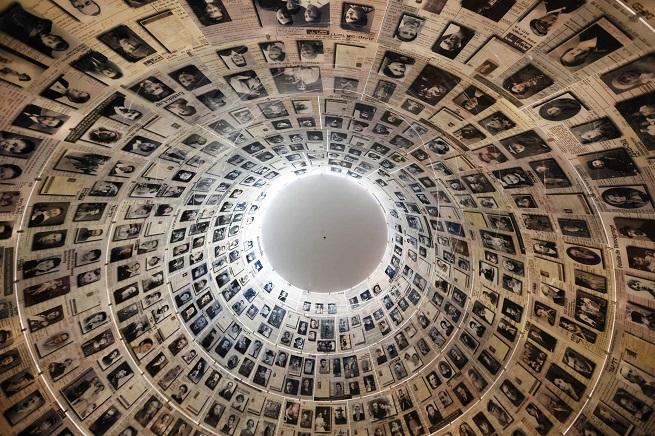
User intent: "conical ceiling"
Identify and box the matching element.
[0,0,654,435]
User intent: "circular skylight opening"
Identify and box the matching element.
[260,174,388,293]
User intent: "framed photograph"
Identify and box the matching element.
[35,330,73,357]
[0,131,41,159]
[570,117,621,144]
[122,136,162,156]
[575,290,607,331]
[601,53,655,94]
[259,41,286,63]
[129,76,174,102]
[614,217,655,243]
[3,390,45,425]
[293,99,313,114]
[479,111,515,135]
[528,158,571,189]
[492,167,533,189]
[502,64,554,100]
[534,92,585,121]
[598,185,652,210]
[165,98,200,119]
[378,51,415,81]
[461,0,516,22]
[218,45,253,70]
[61,368,111,419]
[271,67,322,94]
[225,70,267,100]
[545,363,586,401]
[197,89,226,111]
[578,147,638,180]
[185,0,231,26]
[70,50,123,85]
[0,43,46,88]
[615,91,655,150]
[399,99,422,116]
[432,22,475,59]
[99,93,147,126]
[54,150,111,175]
[593,403,634,436]
[512,0,584,43]
[407,64,460,106]
[549,18,628,71]
[169,64,211,91]
[97,25,155,63]
[394,13,424,42]
[28,202,69,227]
[298,40,324,63]
[12,104,69,135]
[0,3,78,58]
[252,0,329,27]
[340,3,374,32]
[452,85,495,115]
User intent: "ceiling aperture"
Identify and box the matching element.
[259,174,389,293]
[0,0,654,435]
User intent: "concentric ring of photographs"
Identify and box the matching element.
[2,1,655,436]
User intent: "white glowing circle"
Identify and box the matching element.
[260,174,388,293]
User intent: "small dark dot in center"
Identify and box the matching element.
[323,236,326,239]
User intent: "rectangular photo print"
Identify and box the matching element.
[0,43,46,88]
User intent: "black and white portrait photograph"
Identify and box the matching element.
[218,45,254,69]
[129,76,175,102]
[271,67,322,94]
[407,64,461,106]
[53,151,111,175]
[529,158,571,189]
[186,0,231,26]
[452,85,495,115]
[61,368,111,419]
[28,202,68,227]
[0,43,46,88]
[197,89,227,111]
[394,13,424,42]
[549,18,627,71]
[225,70,268,100]
[0,131,41,159]
[169,64,211,90]
[97,25,155,63]
[121,136,161,157]
[479,111,516,135]
[3,389,45,425]
[579,147,639,180]
[297,40,324,62]
[502,64,554,100]
[378,51,415,80]
[460,0,516,22]
[615,91,655,151]
[253,0,329,28]
[535,93,584,121]
[12,104,69,135]
[340,3,374,32]
[570,117,621,144]
[492,167,534,189]
[0,2,77,58]
[513,0,585,40]
[431,22,475,59]
[40,74,93,109]
[601,53,655,94]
